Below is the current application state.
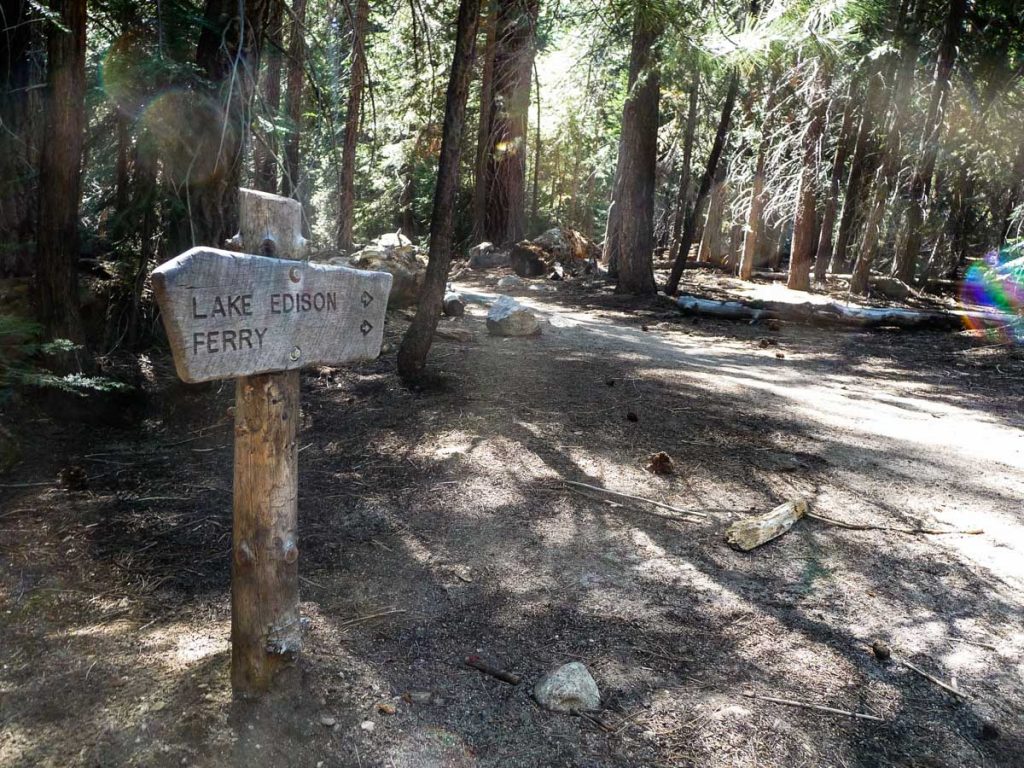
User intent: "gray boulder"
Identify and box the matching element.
[348,238,426,309]
[468,241,510,270]
[534,662,600,713]
[487,296,540,337]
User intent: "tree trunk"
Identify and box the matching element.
[788,65,828,292]
[612,5,660,295]
[739,73,785,281]
[813,79,858,282]
[665,71,739,294]
[282,0,307,199]
[35,0,87,346]
[530,61,541,228]
[894,0,967,283]
[831,64,890,271]
[185,0,269,249]
[482,0,539,246]
[739,145,766,280]
[0,0,37,275]
[337,0,370,251]
[850,167,888,295]
[698,166,727,265]
[254,0,284,194]
[667,74,700,267]
[471,0,497,243]
[397,0,481,381]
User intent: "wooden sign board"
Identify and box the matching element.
[153,247,393,383]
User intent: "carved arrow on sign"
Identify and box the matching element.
[152,247,393,383]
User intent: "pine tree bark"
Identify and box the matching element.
[612,5,660,295]
[472,0,497,242]
[813,79,858,282]
[282,0,307,199]
[336,0,370,251]
[849,9,921,295]
[739,146,766,280]
[185,0,269,249]
[894,0,967,283]
[831,64,890,271]
[0,0,37,275]
[739,74,784,281]
[788,64,828,292]
[254,0,284,194]
[698,166,727,265]
[666,74,700,268]
[482,0,539,246]
[665,71,739,294]
[35,0,87,345]
[398,0,481,381]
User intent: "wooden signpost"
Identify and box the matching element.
[152,189,392,695]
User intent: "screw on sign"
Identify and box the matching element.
[151,189,392,696]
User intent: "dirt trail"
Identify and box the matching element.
[2,278,1023,767]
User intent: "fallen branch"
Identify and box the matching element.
[557,479,708,519]
[742,691,884,722]
[465,655,521,685]
[726,498,808,551]
[561,485,703,523]
[900,660,970,699]
[808,512,983,536]
[336,609,406,629]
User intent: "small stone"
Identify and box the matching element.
[626,411,639,422]
[360,720,375,732]
[534,662,601,713]
[320,715,336,727]
[871,641,891,662]
[775,351,785,359]
[377,703,396,715]
[496,275,526,291]
[404,690,432,704]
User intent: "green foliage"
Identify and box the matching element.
[0,316,127,398]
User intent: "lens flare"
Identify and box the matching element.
[961,248,1023,342]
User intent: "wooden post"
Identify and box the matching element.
[232,189,305,695]
[150,189,392,698]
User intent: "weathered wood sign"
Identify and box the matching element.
[150,188,392,697]
[153,248,392,383]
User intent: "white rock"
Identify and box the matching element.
[534,662,600,713]
[319,715,336,727]
[360,720,375,732]
[487,296,540,337]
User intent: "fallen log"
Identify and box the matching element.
[676,294,1014,331]
[726,498,808,551]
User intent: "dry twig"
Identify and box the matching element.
[742,691,884,722]
[556,479,708,519]
[899,660,970,699]
[808,512,983,535]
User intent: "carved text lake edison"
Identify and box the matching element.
[190,291,340,355]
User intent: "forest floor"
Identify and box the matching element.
[2,270,1023,767]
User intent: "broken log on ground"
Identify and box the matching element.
[726,498,808,551]
[676,294,1015,331]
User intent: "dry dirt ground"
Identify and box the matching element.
[2,273,1023,767]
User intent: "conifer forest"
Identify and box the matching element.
[1,1,1023,766]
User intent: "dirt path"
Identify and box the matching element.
[2,277,1023,767]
